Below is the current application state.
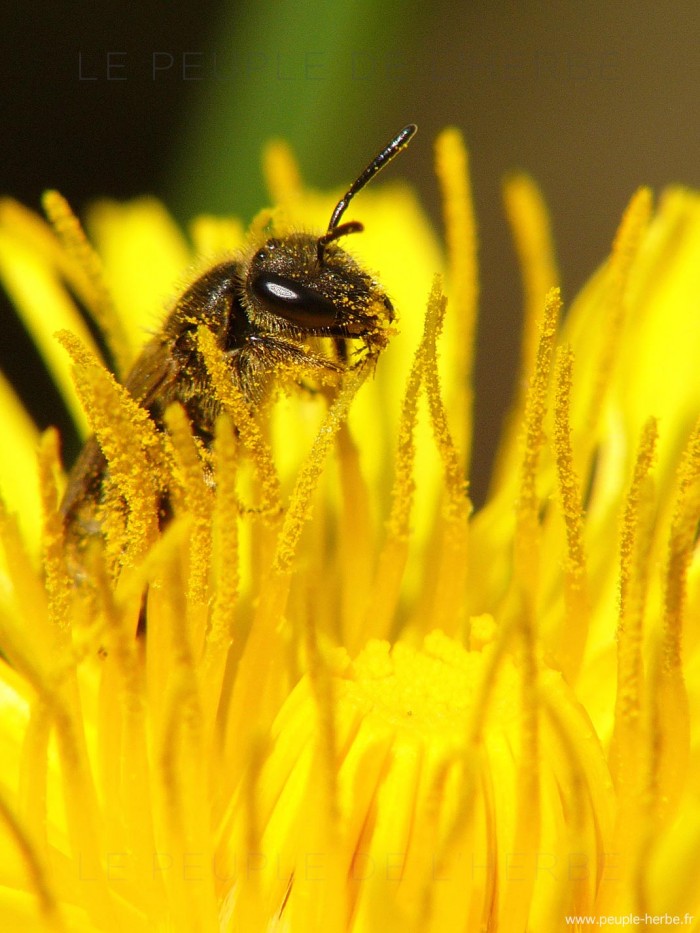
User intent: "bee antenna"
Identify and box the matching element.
[317,123,417,265]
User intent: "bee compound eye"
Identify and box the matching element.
[251,272,339,329]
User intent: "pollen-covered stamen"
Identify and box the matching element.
[491,172,559,494]
[163,404,213,607]
[196,325,282,519]
[58,330,165,567]
[583,187,652,434]
[37,428,71,632]
[514,286,562,595]
[273,361,371,574]
[647,416,700,823]
[200,413,238,721]
[610,418,658,794]
[503,174,559,385]
[552,345,589,680]
[357,280,427,645]
[42,190,131,378]
[420,277,471,636]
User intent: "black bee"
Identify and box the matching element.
[61,124,417,532]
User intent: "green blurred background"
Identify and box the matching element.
[3,1,700,504]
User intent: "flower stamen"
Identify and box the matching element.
[434,127,478,472]
[553,345,589,680]
[42,190,131,377]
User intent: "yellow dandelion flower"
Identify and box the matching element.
[1,126,700,933]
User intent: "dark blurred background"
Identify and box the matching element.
[3,1,700,505]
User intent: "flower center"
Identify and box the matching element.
[338,628,517,749]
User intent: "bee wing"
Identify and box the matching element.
[123,333,180,410]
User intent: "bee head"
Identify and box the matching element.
[245,232,393,347]
[243,124,417,357]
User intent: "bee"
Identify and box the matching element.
[61,124,418,534]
